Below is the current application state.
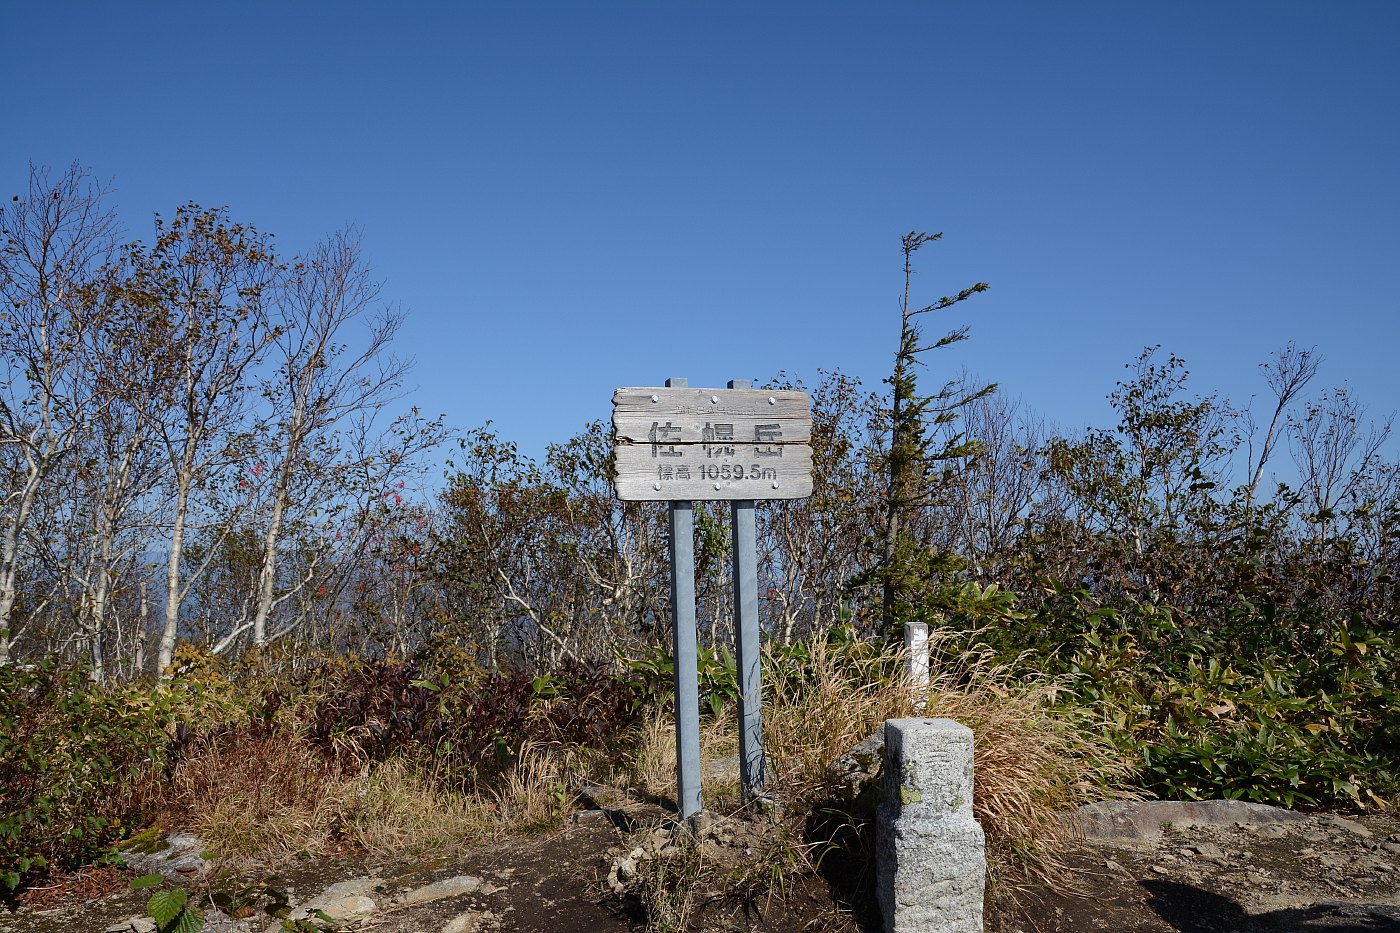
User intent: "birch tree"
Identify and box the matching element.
[126,205,280,676]
[1243,342,1320,510]
[939,388,1047,580]
[243,230,410,650]
[758,370,881,642]
[60,258,172,679]
[1289,385,1393,544]
[0,164,118,663]
[299,408,446,655]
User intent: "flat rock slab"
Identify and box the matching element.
[1072,800,1311,842]
[577,786,625,809]
[119,833,214,882]
[993,808,1400,933]
[441,910,493,933]
[265,876,380,932]
[396,874,483,907]
[103,919,156,933]
[574,799,672,832]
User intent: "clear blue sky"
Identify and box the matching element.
[6,2,1398,475]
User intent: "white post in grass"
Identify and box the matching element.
[904,621,929,711]
[876,718,985,933]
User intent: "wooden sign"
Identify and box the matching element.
[612,386,813,501]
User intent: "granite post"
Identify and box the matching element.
[876,718,985,933]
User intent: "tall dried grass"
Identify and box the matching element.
[627,713,679,796]
[627,710,739,807]
[624,633,1126,883]
[163,729,348,860]
[762,639,910,805]
[162,730,594,863]
[762,633,1132,891]
[488,740,581,831]
[921,643,1135,891]
[334,758,492,855]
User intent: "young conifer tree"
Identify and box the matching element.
[877,231,993,640]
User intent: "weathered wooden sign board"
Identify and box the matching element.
[612,386,814,501]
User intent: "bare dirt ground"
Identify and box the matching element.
[993,805,1400,933]
[4,801,1397,932]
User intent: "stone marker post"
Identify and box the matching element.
[876,718,985,933]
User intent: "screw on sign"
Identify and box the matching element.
[613,379,813,819]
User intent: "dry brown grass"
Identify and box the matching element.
[629,831,707,933]
[922,646,1136,892]
[330,742,588,856]
[761,633,1133,892]
[624,634,1127,889]
[762,639,911,806]
[615,635,1133,930]
[162,729,349,860]
[333,758,492,856]
[627,713,679,798]
[161,729,598,863]
[627,710,741,810]
[488,740,581,831]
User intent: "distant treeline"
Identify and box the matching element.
[2,167,1395,689]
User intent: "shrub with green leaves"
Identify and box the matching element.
[1057,596,1398,809]
[0,661,171,891]
[623,642,740,718]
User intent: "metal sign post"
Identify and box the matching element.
[663,379,703,818]
[668,503,703,815]
[727,380,764,795]
[613,378,812,817]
